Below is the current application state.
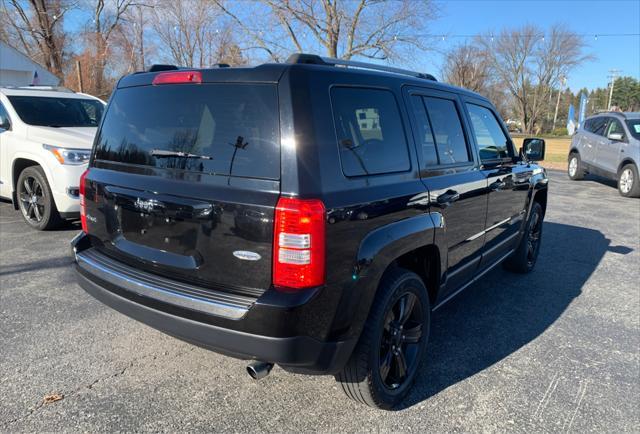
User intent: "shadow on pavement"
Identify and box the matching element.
[581,174,618,190]
[401,221,630,409]
[0,256,74,277]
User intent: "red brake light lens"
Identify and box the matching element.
[152,70,202,85]
[79,168,89,233]
[273,197,326,290]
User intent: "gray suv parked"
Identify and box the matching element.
[568,112,640,197]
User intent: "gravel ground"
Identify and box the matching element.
[1,170,639,432]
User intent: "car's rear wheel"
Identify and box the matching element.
[336,267,430,409]
[17,166,62,230]
[568,152,584,180]
[618,163,640,198]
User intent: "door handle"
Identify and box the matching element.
[489,180,506,191]
[436,190,460,205]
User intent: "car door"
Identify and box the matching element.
[463,99,530,269]
[597,117,625,175]
[404,87,488,297]
[583,116,608,168]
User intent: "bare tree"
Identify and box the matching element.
[477,25,590,133]
[441,43,490,92]
[212,0,438,61]
[82,0,140,97]
[1,0,73,78]
[151,0,245,67]
[110,3,151,74]
[441,42,511,118]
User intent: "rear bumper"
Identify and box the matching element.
[72,239,356,374]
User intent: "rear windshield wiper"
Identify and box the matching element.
[150,149,212,160]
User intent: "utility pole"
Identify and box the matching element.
[552,76,566,132]
[607,69,621,111]
[75,60,84,93]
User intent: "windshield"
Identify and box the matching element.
[93,83,280,179]
[625,119,640,140]
[8,96,104,127]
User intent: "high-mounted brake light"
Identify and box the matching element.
[79,168,90,233]
[273,197,326,290]
[152,70,202,85]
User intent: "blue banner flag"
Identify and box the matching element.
[578,93,588,125]
[567,104,576,135]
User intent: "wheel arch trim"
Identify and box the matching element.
[10,153,56,208]
[333,212,444,341]
[617,158,637,175]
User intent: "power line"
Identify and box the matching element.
[413,32,640,40]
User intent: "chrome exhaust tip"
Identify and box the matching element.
[246,361,274,380]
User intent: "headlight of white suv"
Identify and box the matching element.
[43,144,91,165]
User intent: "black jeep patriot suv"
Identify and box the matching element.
[72,54,548,409]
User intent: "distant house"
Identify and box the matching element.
[0,41,60,87]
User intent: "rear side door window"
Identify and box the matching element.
[421,96,471,165]
[331,87,411,177]
[587,117,608,136]
[465,103,512,161]
[408,96,439,166]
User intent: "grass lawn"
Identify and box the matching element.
[512,136,571,170]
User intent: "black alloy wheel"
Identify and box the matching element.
[16,166,62,230]
[379,292,424,389]
[18,174,46,224]
[503,201,544,273]
[337,268,430,409]
[526,208,542,268]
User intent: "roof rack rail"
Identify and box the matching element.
[286,53,437,81]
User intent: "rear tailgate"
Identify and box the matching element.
[83,80,280,296]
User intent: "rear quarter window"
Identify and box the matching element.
[94,84,280,179]
[330,87,411,177]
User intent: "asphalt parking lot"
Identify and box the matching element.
[1,170,639,432]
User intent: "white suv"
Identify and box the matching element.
[0,87,105,229]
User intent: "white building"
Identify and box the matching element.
[0,41,60,87]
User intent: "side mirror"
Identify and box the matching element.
[521,138,545,162]
[607,132,624,141]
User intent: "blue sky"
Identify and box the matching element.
[422,0,640,91]
[61,0,639,92]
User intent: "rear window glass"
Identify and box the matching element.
[8,96,104,127]
[94,84,280,179]
[331,87,410,177]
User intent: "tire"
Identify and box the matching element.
[336,267,430,409]
[567,152,584,180]
[16,166,62,230]
[617,163,640,198]
[503,202,544,273]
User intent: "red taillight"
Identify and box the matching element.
[273,197,326,290]
[152,71,202,85]
[79,168,89,233]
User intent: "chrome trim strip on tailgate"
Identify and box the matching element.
[75,249,252,320]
